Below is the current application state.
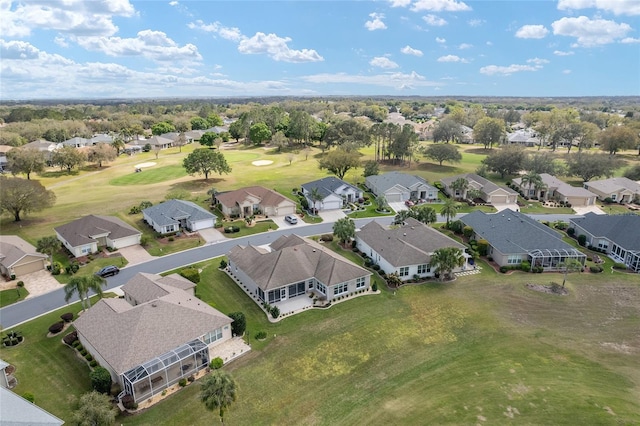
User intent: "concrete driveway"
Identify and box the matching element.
[318,209,346,222]
[573,205,606,215]
[0,269,61,299]
[270,215,303,230]
[388,202,407,213]
[118,245,154,266]
[198,228,228,243]
[492,203,520,212]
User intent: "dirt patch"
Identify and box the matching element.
[525,283,568,296]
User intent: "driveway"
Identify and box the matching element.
[573,205,606,215]
[318,209,346,222]
[492,203,520,212]
[0,269,61,299]
[388,202,407,213]
[118,245,154,266]
[270,215,304,230]
[198,228,228,243]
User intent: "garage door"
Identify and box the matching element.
[321,200,342,210]
[384,192,403,203]
[13,259,45,276]
[491,195,507,204]
[567,196,586,206]
[275,205,295,216]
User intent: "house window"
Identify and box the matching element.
[268,289,282,304]
[417,264,430,274]
[203,328,223,343]
[288,282,306,298]
[257,288,265,302]
[399,267,409,277]
[611,194,617,201]
[597,239,609,249]
[308,279,315,289]
[81,246,91,254]
[507,255,522,265]
[356,277,366,289]
[315,282,327,295]
[333,283,348,296]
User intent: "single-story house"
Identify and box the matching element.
[22,140,61,161]
[459,125,475,144]
[301,177,363,211]
[215,186,296,218]
[62,136,91,148]
[356,218,468,281]
[506,129,540,147]
[90,133,113,144]
[74,272,234,404]
[0,235,48,278]
[583,177,640,204]
[142,136,173,149]
[0,145,13,172]
[0,358,10,388]
[227,234,371,308]
[365,172,438,203]
[460,209,586,270]
[55,215,142,258]
[512,173,597,206]
[0,386,64,425]
[441,173,519,204]
[570,213,640,273]
[143,199,217,235]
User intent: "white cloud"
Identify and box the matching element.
[302,71,440,89]
[563,69,572,74]
[423,14,448,26]
[388,0,412,7]
[437,54,468,63]
[365,13,387,31]
[552,16,632,46]
[458,43,473,49]
[468,19,485,27]
[411,0,472,12]
[436,37,446,43]
[0,0,135,38]
[621,37,640,43]
[169,0,179,5]
[238,33,324,63]
[527,57,549,65]
[401,45,424,56]
[188,20,244,42]
[553,50,575,55]
[486,41,493,46]
[54,37,69,48]
[515,24,549,39]
[479,64,539,76]
[75,30,202,62]
[557,0,640,16]
[370,56,400,69]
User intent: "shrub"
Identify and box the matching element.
[80,349,88,356]
[499,266,508,273]
[48,321,64,334]
[372,282,378,292]
[320,234,333,242]
[68,262,80,274]
[255,331,267,340]
[590,265,603,273]
[477,240,489,256]
[90,367,112,394]
[178,378,187,387]
[129,205,141,214]
[110,383,122,397]
[487,255,493,262]
[210,357,224,370]
[520,261,531,272]
[61,312,74,322]
[270,306,280,319]
[372,264,380,271]
[613,262,627,270]
[72,339,81,348]
[140,235,151,247]
[16,281,24,288]
[179,267,200,284]
[603,197,614,204]
[63,331,78,345]
[462,226,474,238]
[90,360,98,368]
[187,375,195,383]
[85,354,93,362]
[449,220,464,234]
[168,236,175,242]
[567,227,575,236]
[577,234,587,247]
[22,392,35,403]
[121,395,136,410]
[219,259,227,269]
[228,312,246,336]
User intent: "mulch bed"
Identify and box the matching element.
[525,283,568,296]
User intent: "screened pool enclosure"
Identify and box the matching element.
[122,339,209,402]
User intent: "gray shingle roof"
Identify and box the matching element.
[460,209,578,254]
[441,173,518,195]
[513,173,596,197]
[228,235,371,291]
[54,215,141,247]
[586,177,640,195]
[570,213,640,251]
[0,387,64,425]
[142,200,216,227]
[121,272,196,304]
[0,235,47,268]
[366,172,435,194]
[356,218,465,267]
[74,273,231,376]
[301,177,359,199]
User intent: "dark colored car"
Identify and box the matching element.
[95,265,120,278]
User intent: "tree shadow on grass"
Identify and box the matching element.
[169,178,225,192]
[40,170,79,178]
[415,163,458,173]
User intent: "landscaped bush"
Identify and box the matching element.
[364,259,373,267]
[270,306,280,319]
[224,226,240,233]
[209,357,224,370]
[80,349,88,356]
[613,262,627,270]
[577,234,587,247]
[22,392,35,403]
[372,264,380,271]
[90,367,112,394]
[187,375,195,383]
[532,266,544,273]
[449,220,464,234]
[178,378,187,387]
[255,331,267,340]
[68,262,80,274]
[168,236,175,242]
[520,261,531,272]
[89,360,98,368]
[179,267,200,284]
[590,265,603,273]
[121,395,137,410]
[61,312,74,322]
[2,331,23,347]
[110,383,122,397]
[371,282,378,292]
[603,197,614,204]
[499,266,509,273]
[477,240,489,256]
[48,321,64,334]
[85,354,93,362]
[63,331,78,345]
[72,339,81,348]
[16,281,24,288]
[487,256,493,262]
[462,226,474,238]
[320,234,333,242]
[228,312,246,336]
[567,227,575,236]
[219,259,228,269]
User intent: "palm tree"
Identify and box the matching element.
[441,197,458,226]
[111,136,125,156]
[450,178,469,200]
[36,236,61,269]
[520,172,543,198]
[430,247,465,281]
[414,205,437,225]
[200,370,238,425]
[308,187,323,214]
[64,275,106,311]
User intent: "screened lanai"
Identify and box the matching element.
[529,248,586,271]
[122,339,209,402]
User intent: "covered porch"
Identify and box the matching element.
[529,248,586,271]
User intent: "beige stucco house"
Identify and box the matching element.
[512,173,597,206]
[441,173,518,204]
[215,186,296,218]
[0,235,48,278]
[55,215,142,258]
[583,177,640,204]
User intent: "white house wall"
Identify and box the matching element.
[77,332,120,385]
[356,238,436,281]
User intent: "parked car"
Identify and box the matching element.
[405,200,415,207]
[95,265,120,278]
[285,214,298,224]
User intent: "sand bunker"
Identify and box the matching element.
[134,162,157,168]
[252,160,274,166]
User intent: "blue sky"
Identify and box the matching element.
[1,0,639,99]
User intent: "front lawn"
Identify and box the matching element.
[218,219,277,238]
[0,287,29,307]
[52,255,129,284]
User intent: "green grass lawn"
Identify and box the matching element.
[109,165,187,185]
[0,287,29,307]
[52,255,129,284]
[218,219,277,238]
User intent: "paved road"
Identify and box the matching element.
[0,212,583,329]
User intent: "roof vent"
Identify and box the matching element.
[403,233,407,236]
[151,303,157,307]
[508,218,511,221]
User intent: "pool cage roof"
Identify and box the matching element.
[529,248,586,259]
[123,339,207,383]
